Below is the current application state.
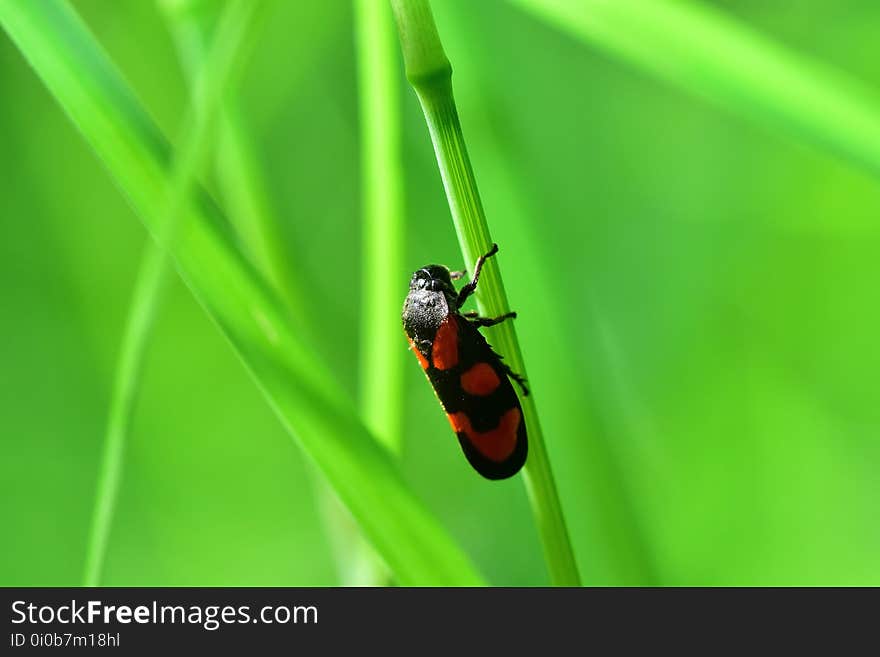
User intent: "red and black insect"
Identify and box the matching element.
[402,243,528,480]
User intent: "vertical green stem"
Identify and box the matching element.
[82,0,257,586]
[391,0,581,586]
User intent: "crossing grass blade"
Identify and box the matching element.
[509,0,880,177]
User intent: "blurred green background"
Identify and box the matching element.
[2,0,879,586]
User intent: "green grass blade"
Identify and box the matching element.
[82,0,257,586]
[0,0,484,586]
[509,0,880,177]
[391,0,581,586]
[354,0,405,456]
[82,245,169,586]
[317,0,409,586]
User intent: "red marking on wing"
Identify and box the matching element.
[446,412,466,433]
[408,336,429,370]
[448,408,521,462]
[461,362,501,396]
[431,316,459,370]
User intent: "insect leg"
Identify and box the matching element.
[450,269,467,280]
[468,311,517,328]
[457,242,499,306]
[502,364,530,396]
